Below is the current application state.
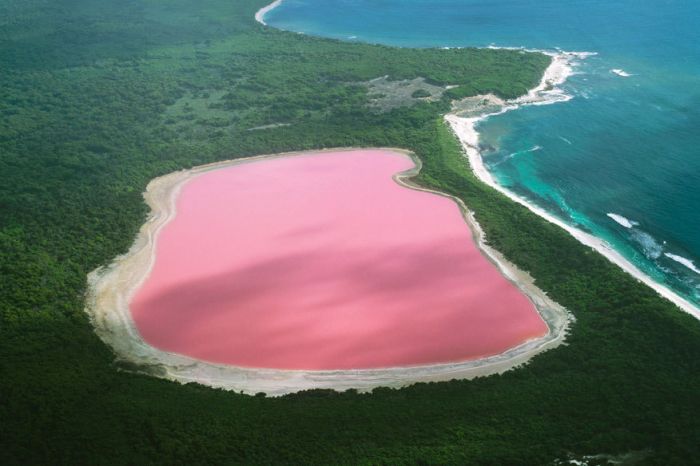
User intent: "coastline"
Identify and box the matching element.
[445,51,700,319]
[255,0,283,26]
[85,148,570,397]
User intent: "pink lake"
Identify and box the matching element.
[131,150,547,370]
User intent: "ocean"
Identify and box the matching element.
[264,0,700,307]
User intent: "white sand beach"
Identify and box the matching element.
[255,0,284,26]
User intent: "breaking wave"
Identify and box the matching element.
[607,213,639,229]
[611,68,632,77]
[665,253,700,275]
[630,229,663,260]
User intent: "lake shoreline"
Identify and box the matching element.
[85,148,569,396]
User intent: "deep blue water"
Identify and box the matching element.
[265,0,700,306]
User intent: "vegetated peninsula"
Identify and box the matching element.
[1,0,700,464]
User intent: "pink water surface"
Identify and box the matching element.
[131,150,547,370]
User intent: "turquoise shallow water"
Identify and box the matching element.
[265,0,700,306]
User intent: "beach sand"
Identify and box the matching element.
[255,0,283,26]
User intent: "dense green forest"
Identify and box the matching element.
[1,0,699,464]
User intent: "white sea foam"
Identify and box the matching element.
[607,213,639,229]
[611,68,633,77]
[630,230,663,260]
[665,253,700,275]
[445,49,699,318]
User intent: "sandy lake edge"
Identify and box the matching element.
[85,148,571,397]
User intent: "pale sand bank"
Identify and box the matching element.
[86,148,570,396]
[255,0,283,26]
